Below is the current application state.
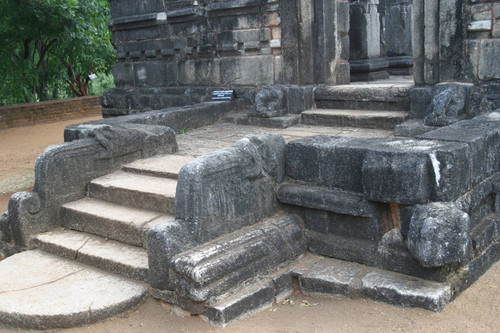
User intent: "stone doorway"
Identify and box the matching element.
[349,0,414,82]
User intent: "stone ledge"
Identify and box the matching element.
[293,253,452,312]
[277,183,376,217]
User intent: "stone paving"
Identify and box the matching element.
[175,122,393,157]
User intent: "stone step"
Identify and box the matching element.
[34,229,149,282]
[293,253,452,312]
[122,154,195,179]
[301,109,410,130]
[89,171,177,215]
[314,82,413,111]
[0,250,147,330]
[205,281,276,327]
[61,198,173,248]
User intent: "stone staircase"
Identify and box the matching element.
[302,79,413,130]
[33,154,194,283]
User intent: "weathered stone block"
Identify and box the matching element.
[205,282,275,327]
[410,86,433,119]
[277,85,313,114]
[246,133,285,182]
[175,135,280,243]
[277,183,377,217]
[394,120,438,138]
[418,115,500,186]
[147,219,195,290]
[285,137,322,184]
[249,86,284,118]
[408,203,471,268]
[362,150,432,205]
[133,62,177,87]
[307,230,378,266]
[112,63,135,87]
[361,270,452,312]
[177,59,220,86]
[220,56,274,86]
[319,140,368,193]
[424,83,473,127]
[171,215,305,302]
[479,39,500,80]
[108,0,165,18]
[471,216,498,254]
[299,259,364,297]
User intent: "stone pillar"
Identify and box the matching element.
[281,0,350,85]
[412,0,466,85]
[349,0,389,81]
[385,0,413,75]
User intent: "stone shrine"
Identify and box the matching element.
[0,0,499,329]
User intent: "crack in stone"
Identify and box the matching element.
[75,237,92,260]
[0,269,85,294]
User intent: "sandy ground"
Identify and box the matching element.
[0,117,499,332]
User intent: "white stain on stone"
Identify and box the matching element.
[486,111,500,120]
[430,153,441,187]
[137,67,147,81]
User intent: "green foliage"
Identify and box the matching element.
[0,0,115,106]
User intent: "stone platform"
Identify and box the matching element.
[0,250,147,330]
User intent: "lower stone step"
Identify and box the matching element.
[204,281,276,327]
[301,109,410,130]
[293,253,452,312]
[61,198,173,247]
[34,229,149,282]
[89,171,177,215]
[0,250,147,330]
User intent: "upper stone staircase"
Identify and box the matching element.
[33,154,194,283]
[303,78,413,130]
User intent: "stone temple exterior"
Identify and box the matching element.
[1,0,500,329]
[103,0,500,120]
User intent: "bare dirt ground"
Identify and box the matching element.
[0,117,499,332]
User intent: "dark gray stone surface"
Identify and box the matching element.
[277,183,376,217]
[246,134,285,182]
[418,113,500,186]
[471,215,499,254]
[225,113,301,129]
[408,203,471,268]
[148,219,195,290]
[394,119,439,138]
[307,230,378,266]
[362,150,433,205]
[300,258,365,297]
[175,135,282,243]
[286,136,470,203]
[361,270,452,312]
[205,282,275,327]
[249,86,284,118]
[424,83,474,127]
[410,87,433,119]
[171,215,305,302]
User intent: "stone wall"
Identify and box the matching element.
[103,0,349,116]
[0,96,101,130]
[409,0,500,121]
[280,112,500,285]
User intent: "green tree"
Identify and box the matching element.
[0,0,115,105]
